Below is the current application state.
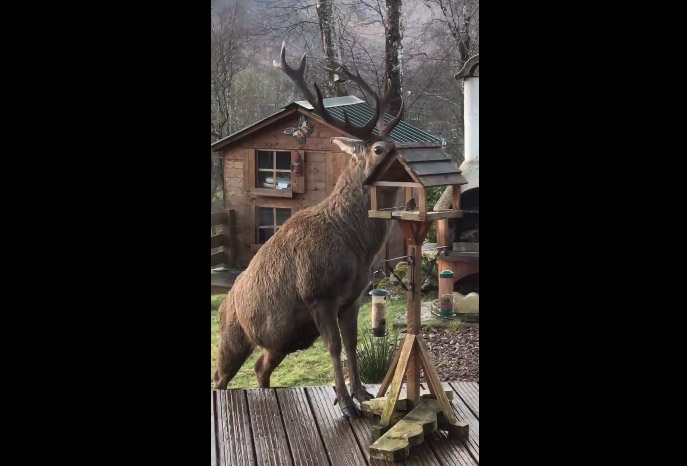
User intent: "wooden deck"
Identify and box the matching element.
[212,382,479,466]
[211,268,242,295]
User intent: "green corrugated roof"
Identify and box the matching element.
[308,100,441,144]
[211,96,441,152]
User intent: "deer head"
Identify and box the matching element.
[274,42,404,174]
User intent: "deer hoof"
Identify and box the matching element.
[353,388,374,403]
[340,402,363,418]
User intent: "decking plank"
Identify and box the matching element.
[450,382,479,419]
[212,391,218,466]
[246,388,294,466]
[217,391,227,466]
[410,382,475,466]
[439,383,478,463]
[276,387,331,466]
[217,389,256,466]
[305,386,369,466]
[425,429,477,466]
[350,385,443,466]
[442,384,478,433]
[368,383,475,466]
[214,384,479,466]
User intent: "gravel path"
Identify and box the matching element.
[420,326,479,383]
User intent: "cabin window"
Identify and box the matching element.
[257,207,291,244]
[257,151,292,190]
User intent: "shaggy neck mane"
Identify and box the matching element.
[318,156,399,256]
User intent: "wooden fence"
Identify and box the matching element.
[211,210,235,268]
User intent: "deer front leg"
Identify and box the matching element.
[311,300,362,418]
[339,302,374,404]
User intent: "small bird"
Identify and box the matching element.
[405,197,417,211]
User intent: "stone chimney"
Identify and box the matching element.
[433,55,480,212]
[455,55,479,190]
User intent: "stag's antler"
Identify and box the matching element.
[326,61,404,140]
[274,42,402,141]
[274,42,378,140]
[326,61,377,103]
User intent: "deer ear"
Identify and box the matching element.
[330,137,361,157]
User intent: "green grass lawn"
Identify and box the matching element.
[210,293,410,388]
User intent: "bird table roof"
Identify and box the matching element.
[365,147,467,187]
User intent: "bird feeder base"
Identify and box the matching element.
[367,397,468,462]
[362,387,455,417]
[368,333,468,461]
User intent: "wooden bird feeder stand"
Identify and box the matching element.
[362,145,469,461]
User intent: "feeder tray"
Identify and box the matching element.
[430,307,457,319]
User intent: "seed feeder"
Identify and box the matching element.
[369,288,390,336]
[435,270,456,318]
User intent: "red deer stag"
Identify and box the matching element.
[214,42,404,418]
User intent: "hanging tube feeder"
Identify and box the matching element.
[369,288,390,336]
[436,270,456,318]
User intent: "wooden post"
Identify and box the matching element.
[436,218,451,296]
[225,209,235,267]
[370,186,378,211]
[436,219,449,248]
[397,220,433,407]
[416,338,457,424]
[376,339,403,398]
[407,242,422,406]
[451,184,461,210]
[418,187,427,220]
[380,334,415,425]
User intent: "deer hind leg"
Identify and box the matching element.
[253,349,286,388]
[214,318,254,390]
[310,299,361,418]
[339,300,374,404]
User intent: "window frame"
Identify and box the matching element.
[255,150,292,193]
[255,205,291,245]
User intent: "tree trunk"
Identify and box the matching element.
[385,0,403,118]
[316,0,347,97]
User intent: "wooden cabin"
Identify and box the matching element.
[210,96,445,269]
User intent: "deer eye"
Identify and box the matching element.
[373,145,383,155]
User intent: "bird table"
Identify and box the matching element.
[363,143,469,461]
